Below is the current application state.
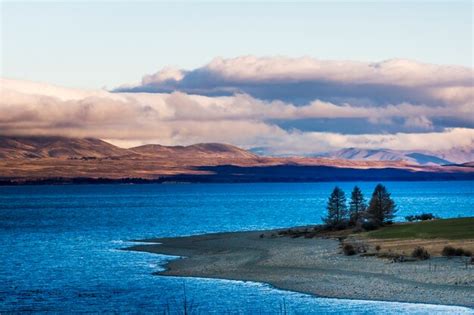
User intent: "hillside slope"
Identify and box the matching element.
[1,136,473,183]
[0,136,130,159]
[320,148,454,165]
[131,143,259,159]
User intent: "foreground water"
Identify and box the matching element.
[1,181,473,313]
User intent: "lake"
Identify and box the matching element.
[1,181,473,313]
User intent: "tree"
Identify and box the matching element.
[349,186,366,225]
[366,184,396,225]
[323,186,347,228]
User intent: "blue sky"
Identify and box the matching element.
[1,1,473,156]
[2,1,472,89]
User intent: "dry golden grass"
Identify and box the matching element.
[361,237,474,257]
[278,219,474,258]
[359,218,474,257]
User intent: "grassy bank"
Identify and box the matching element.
[361,217,474,257]
[367,217,474,240]
[277,217,474,258]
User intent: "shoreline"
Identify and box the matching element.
[2,176,474,186]
[125,228,474,308]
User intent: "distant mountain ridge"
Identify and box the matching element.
[318,148,470,165]
[431,145,474,165]
[1,135,473,183]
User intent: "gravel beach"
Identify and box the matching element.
[126,229,474,308]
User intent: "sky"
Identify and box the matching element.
[0,1,473,159]
[1,1,472,89]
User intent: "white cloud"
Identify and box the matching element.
[119,56,473,113]
[201,56,471,87]
[2,77,473,162]
[142,67,186,85]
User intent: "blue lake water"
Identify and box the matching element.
[1,181,473,313]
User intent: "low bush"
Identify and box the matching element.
[352,225,364,233]
[442,245,456,257]
[343,244,356,256]
[334,222,349,230]
[443,246,472,257]
[361,221,378,231]
[405,213,436,222]
[411,246,430,260]
[419,213,435,221]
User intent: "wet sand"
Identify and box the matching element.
[126,229,474,308]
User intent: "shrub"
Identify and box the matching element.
[419,213,435,221]
[442,246,472,257]
[375,245,381,252]
[357,244,368,253]
[411,246,430,260]
[442,245,456,257]
[406,213,436,222]
[361,221,378,231]
[454,248,465,256]
[334,221,349,230]
[343,244,356,256]
[352,225,363,233]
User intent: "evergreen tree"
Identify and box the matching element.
[349,186,366,225]
[366,184,396,225]
[323,186,347,227]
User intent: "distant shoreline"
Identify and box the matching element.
[2,173,474,186]
[125,227,474,308]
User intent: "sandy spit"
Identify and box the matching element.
[125,229,474,308]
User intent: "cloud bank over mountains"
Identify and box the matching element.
[118,56,472,107]
[1,56,473,159]
[117,56,473,133]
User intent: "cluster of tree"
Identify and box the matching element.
[323,184,396,229]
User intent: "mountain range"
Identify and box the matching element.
[318,148,458,165]
[0,135,473,184]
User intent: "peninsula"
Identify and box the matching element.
[126,218,474,308]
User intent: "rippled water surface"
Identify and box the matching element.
[1,182,473,313]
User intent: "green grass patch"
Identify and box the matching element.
[367,217,474,240]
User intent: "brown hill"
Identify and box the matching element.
[0,136,130,159]
[0,135,473,183]
[131,143,258,160]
